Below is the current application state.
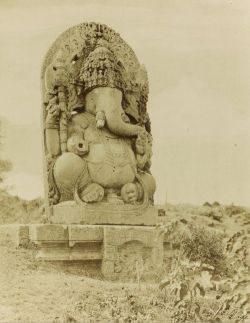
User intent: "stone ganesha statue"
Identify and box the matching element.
[42,23,156,210]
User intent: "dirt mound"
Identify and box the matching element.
[0,189,43,224]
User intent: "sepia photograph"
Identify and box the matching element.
[0,0,249,322]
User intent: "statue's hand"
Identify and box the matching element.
[46,99,60,125]
[136,154,148,170]
[67,135,89,156]
[48,104,60,118]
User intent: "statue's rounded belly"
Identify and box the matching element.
[86,143,136,188]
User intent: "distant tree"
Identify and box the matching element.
[203,201,211,207]
[212,201,220,207]
[0,118,12,183]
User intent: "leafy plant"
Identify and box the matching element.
[181,225,226,274]
[213,272,250,321]
[159,258,213,322]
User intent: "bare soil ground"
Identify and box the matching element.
[0,240,172,322]
[0,202,249,322]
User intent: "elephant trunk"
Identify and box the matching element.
[104,105,142,137]
[85,87,143,137]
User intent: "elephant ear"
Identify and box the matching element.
[122,90,140,122]
[123,64,149,127]
[136,64,149,124]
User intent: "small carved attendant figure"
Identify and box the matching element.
[135,131,152,171]
[121,182,143,204]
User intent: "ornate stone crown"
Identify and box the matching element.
[79,44,125,95]
[42,23,149,124]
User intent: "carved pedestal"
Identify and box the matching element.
[50,201,158,226]
[102,226,164,280]
[30,205,165,280]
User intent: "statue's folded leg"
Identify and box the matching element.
[53,152,91,202]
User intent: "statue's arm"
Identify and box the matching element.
[136,153,148,170]
[45,100,61,157]
[67,115,89,156]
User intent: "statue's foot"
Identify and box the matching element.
[105,188,124,204]
[80,183,104,203]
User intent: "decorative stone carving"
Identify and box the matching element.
[38,23,165,279]
[101,226,164,280]
[41,22,156,216]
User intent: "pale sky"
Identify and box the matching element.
[1,0,250,205]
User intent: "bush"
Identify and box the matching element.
[182,225,226,274]
[224,205,246,217]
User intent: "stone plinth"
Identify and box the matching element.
[50,202,158,226]
[102,226,164,280]
[30,224,103,261]
[29,224,68,242]
[29,222,165,280]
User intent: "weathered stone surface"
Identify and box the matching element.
[27,224,163,277]
[50,202,158,225]
[41,22,155,219]
[69,243,102,260]
[36,246,70,261]
[0,223,169,279]
[34,22,164,279]
[28,224,103,260]
[29,224,68,243]
[36,244,102,261]
[68,225,103,247]
[102,226,164,279]
[103,226,155,247]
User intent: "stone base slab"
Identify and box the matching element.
[50,202,158,226]
[29,223,165,279]
[36,243,102,261]
[0,218,172,280]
